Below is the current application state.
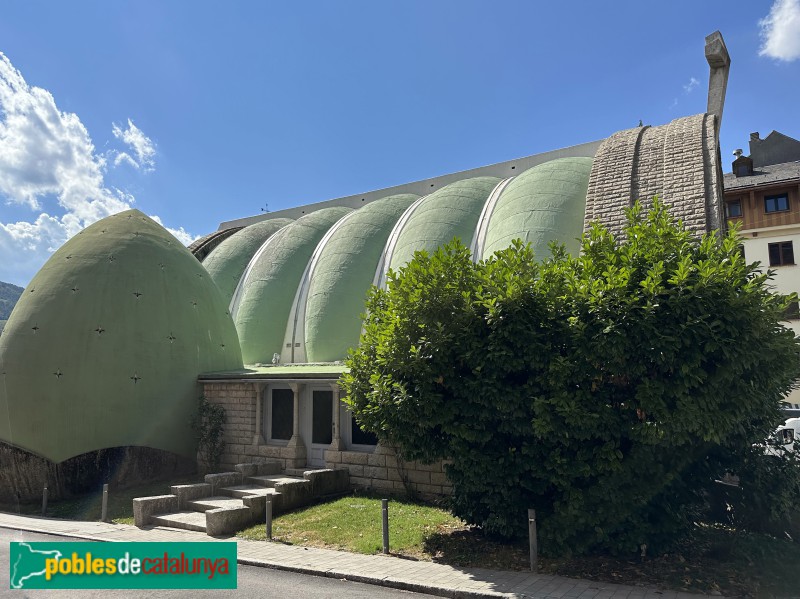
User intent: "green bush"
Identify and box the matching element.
[342,200,800,555]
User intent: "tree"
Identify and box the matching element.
[342,200,800,555]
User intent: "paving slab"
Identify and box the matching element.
[0,511,714,599]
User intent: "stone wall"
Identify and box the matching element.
[203,381,452,499]
[325,446,452,500]
[202,382,257,471]
[203,382,307,470]
[584,113,723,237]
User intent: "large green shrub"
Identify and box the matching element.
[342,200,800,555]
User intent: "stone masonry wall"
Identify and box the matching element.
[203,382,257,471]
[325,446,452,500]
[203,382,304,471]
[203,381,454,498]
[584,114,723,237]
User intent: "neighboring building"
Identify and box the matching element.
[724,130,800,411]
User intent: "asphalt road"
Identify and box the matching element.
[0,528,437,598]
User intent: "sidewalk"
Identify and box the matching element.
[0,512,707,599]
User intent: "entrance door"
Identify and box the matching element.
[303,387,332,467]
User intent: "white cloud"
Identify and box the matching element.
[150,214,195,246]
[0,53,194,286]
[113,151,139,169]
[759,0,800,61]
[683,77,699,94]
[112,119,156,171]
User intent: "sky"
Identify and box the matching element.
[0,1,799,287]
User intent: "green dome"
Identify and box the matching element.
[202,218,293,305]
[387,177,501,273]
[305,194,418,362]
[482,157,592,259]
[0,210,243,463]
[234,206,353,365]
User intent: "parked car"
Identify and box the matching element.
[766,417,799,456]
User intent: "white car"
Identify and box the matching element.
[766,417,799,456]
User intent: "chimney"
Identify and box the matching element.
[750,132,760,142]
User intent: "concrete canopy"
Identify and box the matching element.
[202,218,293,305]
[233,206,353,365]
[387,177,502,273]
[304,194,419,363]
[0,210,243,463]
[482,157,593,260]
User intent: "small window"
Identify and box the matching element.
[725,200,742,218]
[783,300,800,320]
[768,241,794,266]
[270,388,294,441]
[736,164,750,177]
[351,417,378,446]
[765,194,789,213]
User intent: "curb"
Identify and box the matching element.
[0,523,516,599]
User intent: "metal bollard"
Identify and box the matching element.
[41,486,48,517]
[382,499,389,554]
[528,509,538,571]
[101,484,109,522]
[265,495,273,541]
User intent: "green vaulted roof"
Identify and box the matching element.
[388,177,501,272]
[305,194,418,362]
[202,218,293,305]
[233,206,353,365]
[482,157,593,259]
[0,210,243,463]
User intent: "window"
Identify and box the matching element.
[768,241,794,266]
[270,388,294,441]
[764,193,789,213]
[725,200,742,218]
[351,417,378,446]
[783,300,800,321]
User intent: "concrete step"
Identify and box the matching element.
[283,468,308,477]
[187,496,244,512]
[246,474,304,487]
[220,485,282,499]
[151,510,207,533]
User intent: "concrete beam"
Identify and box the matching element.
[705,31,731,139]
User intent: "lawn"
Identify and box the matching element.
[238,493,799,598]
[238,492,463,558]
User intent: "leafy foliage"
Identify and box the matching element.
[191,395,226,472]
[342,200,800,555]
[0,280,23,320]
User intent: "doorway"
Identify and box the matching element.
[302,386,332,467]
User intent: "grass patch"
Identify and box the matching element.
[239,493,799,598]
[0,476,200,525]
[238,492,463,558]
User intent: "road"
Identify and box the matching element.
[0,528,437,598]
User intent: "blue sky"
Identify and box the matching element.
[0,1,799,286]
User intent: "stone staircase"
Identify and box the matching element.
[133,461,350,536]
